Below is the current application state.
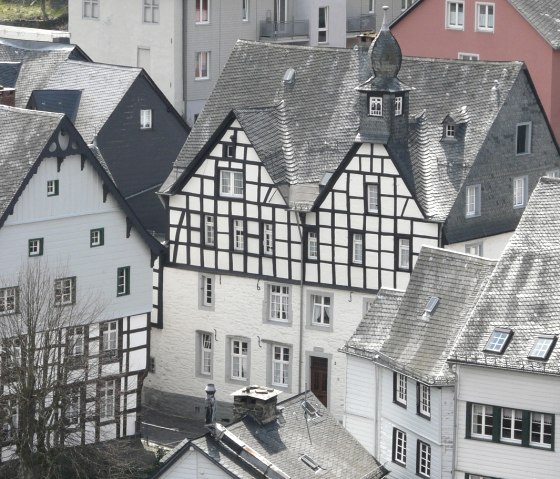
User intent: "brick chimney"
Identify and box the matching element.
[232,386,282,425]
[0,86,15,107]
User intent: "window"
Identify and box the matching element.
[195,51,209,79]
[476,3,494,32]
[270,285,289,322]
[55,277,75,306]
[67,390,81,425]
[465,184,481,217]
[195,0,209,23]
[424,296,439,314]
[242,0,249,20]
[47,179,59,196]
[417,441,431,477]
[263,223,274,255]
[394,96,402,116]
[224,143,235,158]
[445,123,455,138]
[232,219,245,251]
[397,237,411,270]
[2,400,18,439]
[530,412,553,448]
[140,109,152,129]
[204,215,215,247]
[516,122,532,155]
[369,96,382,117]
[28,238,43,257]
[0,287,17,315]
[417,383,431,418]
[367,184,379,213]
[484,328,512,354]
[471,404,493,439]
[318,7,328,43]
[307,230,318,260]
[459,52,480,61]
[83,0,99,18]
[402,0,412,10]
[201,333,213,375]
[99,380,115,421]
[310,294,331,326]
[90,228,104,247]
[117,267,130,296]
[272,345,290,387]
[368,0,374,13]
[547,169,560,178]
[465,242,483,256]
[393,373,407,407]
[143,0,159,23]
[200,274,213,307]
[68,327,85,356]
[528,335,557,360]
[102,321,118,353]
[220,170,243,197]
[501,408,522,443]
[392,428,407,465]
[352,233,363,264]
[513,176,528,208]
[446,1,464,29]
[231,339,248,380]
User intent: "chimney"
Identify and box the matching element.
[205,383,216,427]
[0,86,15,107]
[232,386,282,425]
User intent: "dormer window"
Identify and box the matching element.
[369,96,383,117]
[528,335,557,360]
[395,96,403,116]
[484,328,513,354]
[445,124,455,138]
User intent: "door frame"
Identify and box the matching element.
[306,351,332,408]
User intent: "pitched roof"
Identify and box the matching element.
[508,0,560,49]
[163,40,523,221]
[344,246,496,384]
[450,177,560,374]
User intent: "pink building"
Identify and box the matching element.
[391,0,560,141]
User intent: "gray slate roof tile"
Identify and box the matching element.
[508,0,560,49]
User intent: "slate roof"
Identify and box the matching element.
[450,177,560,375]
[343,246,496,384]
[508,0,560,49]
[156,391,389,479]
[28,89,82,122]
[163,40,523,221]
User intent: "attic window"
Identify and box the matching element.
[300,454,321,471]
[484,328,513,354]
[528,336,557,361]
[283,68,296,85]
[369,96,382,117]
[445,124,455,138]
[424,296,439,314]
[301,400,320,419]
[395,96,403,116]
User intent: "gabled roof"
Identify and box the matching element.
[162,40,523,221]
[155,391,389,479]
[343,246,496,384]
[450,177,560,374]
[28,89,82,122]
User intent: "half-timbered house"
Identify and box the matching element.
[146,13,560,422]
[0,105,164,461]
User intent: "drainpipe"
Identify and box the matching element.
[182,0,187,121]
[451,365,459,477]
[291,209,305,393]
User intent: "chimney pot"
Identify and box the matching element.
[205,383,217,427]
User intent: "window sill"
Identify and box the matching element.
[513,204,526,210]
[392,460,406,468]
[194,77,210,81]
[417,411,431,420]
[445,25,464,30]
[393,400,407,409]
[465,213,481,219]
[475,28,494,33]
[140,126,152,131]
[195,21,211,25]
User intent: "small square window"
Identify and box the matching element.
[465,242,483,256]
[225,143,235,158]
[83,0,100,19]
[143,0,159,23]
[55,277,76,306]
[445,124,455,138]
[47,180,59,197]
[220,170,244,198]
[117,267,130,296]
[28,238,44,257]
[90,228,104,247]
[369,96,383,117]
[528,335,557,360]
[394,96,402,116]
[446,1,464,29]
[484,328,512,354]
[140,109,152,129]
[476,2,494,32]
[516,122,532,155]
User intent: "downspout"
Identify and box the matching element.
[451,365,459,477]
[374,362,381,458]
[182,0,187,121]
[292,210,305,393]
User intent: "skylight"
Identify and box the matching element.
[301,400,320,419]
[528,336,557,360]
[484,329,513,354]
[425,296,439,314]
[300,454,320,471]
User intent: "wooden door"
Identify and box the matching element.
[310,356,328,407]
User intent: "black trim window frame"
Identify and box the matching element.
[393,372,407,408]
[365,182,380,214]
[528,335,557,361]
[392,427,407,466]
[396,235,412,271]
[516,122,532,155]
[483,328,513,354]
[204,214,216,248]
[416,440,431,478]
[28,237,44,257]
[90,228,104,247]
[230,217,246,252]
[116,266,130,296]
[417,382,431,419]
[47,179,59,196]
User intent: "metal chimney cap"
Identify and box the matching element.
[205,383,216,394]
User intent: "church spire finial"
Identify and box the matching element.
[369,5,402,79]
[380,5,389,32]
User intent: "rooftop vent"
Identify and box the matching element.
[301,399,321,419]
[282,68,296,85]
[300,454,321,471]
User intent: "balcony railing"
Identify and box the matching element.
[347,14,376,33]
[259,19,309,41]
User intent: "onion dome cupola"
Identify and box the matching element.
[356,6,412,145]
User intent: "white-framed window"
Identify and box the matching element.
[28,238,43,257]
[501,408,522,443]
[459,52,480,61]
[484,328,512,354]
[465,184,481,217]
[547,169,560,178]
[402,0,413,10]
[318,7,328,43]
[263,223,274,255]
[232,219,245,251]
[204,215,215,247]
[513,176,528,208]
[369,96,382,116]
[102,321,118,352]
[195,51,209,79]
[242,0,249,20]
[195,0,209,23]
[393,428,407,465]
[311,294,331,326]
[201,333,212,375]
[398,238,410,270]
[83,0,99,19]
[446,1,464,29]
[0,287,17,315]
[367,184,379,213]
[55,277,75,306]
[417,441,431,477]
[516,122,532,155]
[394,373,407,406]
[368,0,374,13]
[90,228,104,247]
[68,326,85,356]
[143,0,159,23]
[99,380,115,420]
[140,109,152,129]
[67,390,81,425]
[308,231,318,260]
[465,242,483,256]
[445,123,455,138]
[270,285,289,321]
[476,2,494,32]
[231,339,248,380]
[272,345,290,387]
[117,266,130,296]
[395,96,403,116]
[47,179,59,196]
[530,412,553,448]
[352,233,363,264]
[201,275,213,307]
[528,335,556,360]
[220,170,243,197]
[471,404,493,438]
[418,383,431,417]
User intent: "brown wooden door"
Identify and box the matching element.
[310,356,328,407]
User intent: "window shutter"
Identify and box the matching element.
[71,277,76,304]
[475,185,481,215]
[393,372,398,403]
[416,439,420,474]
[492,406,501,442]
[391,428,397,461]
[416,382,420,415]
[551,414,556,451]
[465,402,472,439]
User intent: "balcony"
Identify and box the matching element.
[347,14,376,33]
[259,19,309,42]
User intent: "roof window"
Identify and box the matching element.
[484,328,513,354]
[528,335,557,361]
[300,454,321,471]
[425,296,439,314]
[301,400,320,419]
